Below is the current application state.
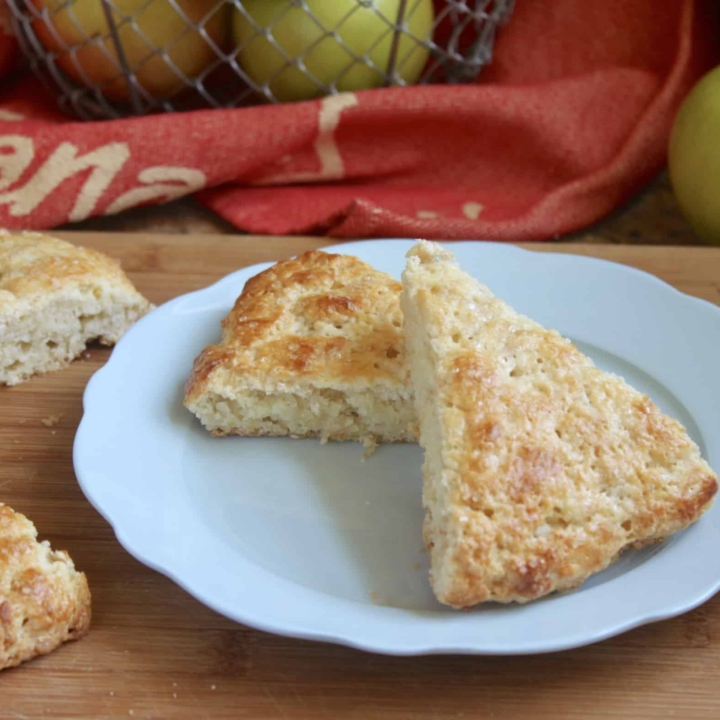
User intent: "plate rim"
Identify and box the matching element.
[73,239,720,656]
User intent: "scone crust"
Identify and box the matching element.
[0,230,147,310]
[0,503,91,671]
[184,249,409,407]
[403,241,718,607]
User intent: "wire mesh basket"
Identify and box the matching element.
[7,0,514,120]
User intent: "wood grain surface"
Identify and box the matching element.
[2,232,720,720]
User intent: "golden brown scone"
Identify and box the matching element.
[401,240,718,608]
[0,230,153,386]
[0,503,91,670]
[184,250,416,449]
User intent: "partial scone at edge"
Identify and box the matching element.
[0,231,153,386]
[401,240,718,608]
[0,503,91,671]
[185,250,416,449]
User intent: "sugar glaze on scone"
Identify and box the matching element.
[184,250,416,449]
[401,241,718,608]
[0,231,152,385]
[0,503,91,670]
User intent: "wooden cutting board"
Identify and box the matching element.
[2,232,720,720]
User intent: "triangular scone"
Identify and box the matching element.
[0,231,153,385]
[185,250,416,448]
[401,241,718,608]
[1,503,91,670]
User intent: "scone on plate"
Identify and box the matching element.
[0,231,152,386]
[184,250,416,449]
[0,503,91,671]
[401,241,718,608]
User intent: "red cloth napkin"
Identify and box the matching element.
[0,0,717,240]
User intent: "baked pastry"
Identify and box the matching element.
[401,241,718,608]
[0,231,152,386]
[184,249,416,449]
[0,503,91,670]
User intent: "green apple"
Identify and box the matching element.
[233,0,434,103]
[32,0,228,102]
[669,64,720,245]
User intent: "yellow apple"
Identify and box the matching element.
[669,64,720,245]
[233,0,435,103]
[32,0,228,102]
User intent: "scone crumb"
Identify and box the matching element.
[41,414,62,427]
[361,436,378,459]
[369,590,393,606]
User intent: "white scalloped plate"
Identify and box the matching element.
[73,240,720,655]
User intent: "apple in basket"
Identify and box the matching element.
[233,0,435,103]
[31,0,229,102]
